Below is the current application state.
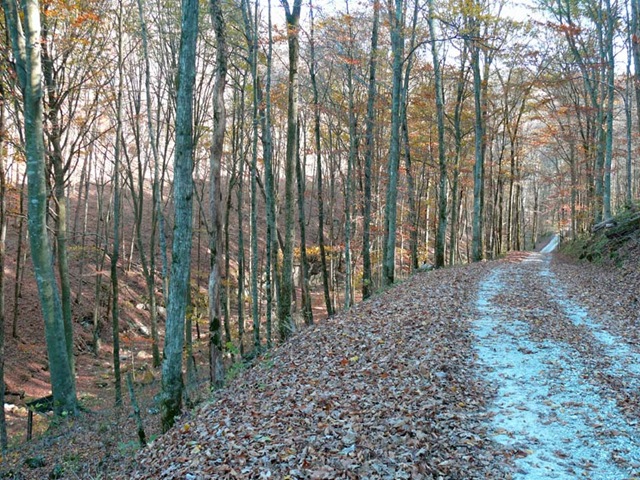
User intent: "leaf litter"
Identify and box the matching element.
[110,244,640,479]
[121,263,509,479]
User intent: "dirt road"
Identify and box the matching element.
[474,249,640,479]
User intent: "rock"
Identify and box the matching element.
[136,351,153,360]
[129,318,150,336]
[342,430,357,446]
[135,303,147,311]
[4,404,27,415]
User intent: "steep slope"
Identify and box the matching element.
[118,243,640,480]
[120,263,510,479]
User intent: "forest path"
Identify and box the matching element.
[474,248,640,479]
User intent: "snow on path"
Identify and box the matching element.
[474,253,640,479]
[540,234,560,254]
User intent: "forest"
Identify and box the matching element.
[1,0,639,470]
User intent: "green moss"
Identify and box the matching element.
[560,206,640,266]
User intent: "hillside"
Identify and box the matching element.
[3,228,640,478]
[120,261,507,479]
[108,238,640,479]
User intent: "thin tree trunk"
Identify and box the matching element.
[209,0,227,388]
[247,0,261,351]
[261,0,278,346]
[74,150,92,304]
[401,0,419,272]
[296,121,313,323]
[632,0,640,164]
[361,0,379,299]
[344,1,356,308]
[625,2,634,205]
[309,0,333,313]
[111,0,124,408]
[279,0,303,340]
[237,153,246,356]
[126,371,146,447]
[449,46,468,266]
[470,23,485,262]
[383,0,404,285]
[136,0,162,368]
[0,80,8,453]
[11,173,26,338]
[603,0,615,219]
[429,0,447,268]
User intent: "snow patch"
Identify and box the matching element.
[541,234,560,253]
[474,266,640,479]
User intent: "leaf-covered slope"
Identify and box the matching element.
[122,263,508,479]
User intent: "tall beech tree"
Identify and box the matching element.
[279,0,302,340]
[469,5,485,262]
[209,0,227,389]
[135,0,163,367]
[111,0,125,408]
[3,0,77,415]
[362,0,380,298]
[161,0,198,432]
[0,76,7,453]
[309,0,334,312]
[429,0,448,269]
[383,0,405,285]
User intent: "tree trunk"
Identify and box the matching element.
[41,16,75,378]
[449,45,468,266]
[603,0,615,219]
[632,0,640,166]
[161,0,198,432]
[429,0,447,269]
[136,0,162,368]
[11,173,26,338]
[309,0,334,313]
[111,0,125,407]
[237,150,246,356]
[383,0,404,285]
[361,0,379,299]
[470,24,485,262]
[279,0,303,340]
[344,3,357,308]
[296,122,313,323]
[401,0,419,272]
[209,0,227,388]
[4,0,77,415]
[0,79,7,453]
[246,0,261,351]
[260,0,279,346]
